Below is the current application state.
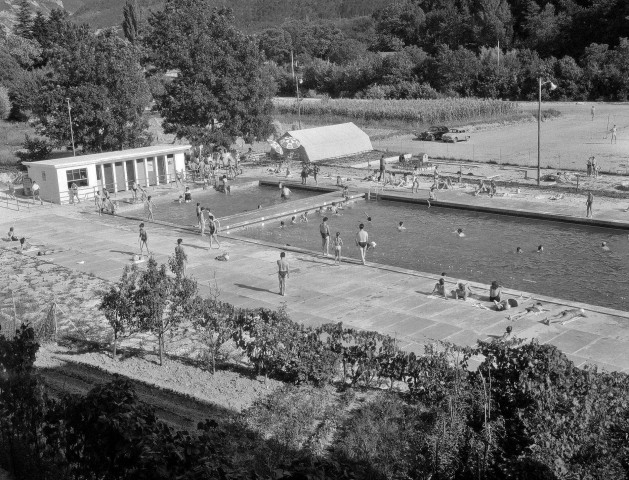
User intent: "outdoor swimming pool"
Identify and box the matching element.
[126,184,318,225]
[235,199,629,311]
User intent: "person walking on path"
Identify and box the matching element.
[610,124,617,144]
[586,191,594,218]
[333,232,343,265]
[355,223,369,265]
[139,223,150,257]
[378,155,385,182]
[319,217,330,256]
[277,252,289,296]
[31,181,43,205]
[145,195,156,222]
[591,105,595,121]
[174,238,187,275]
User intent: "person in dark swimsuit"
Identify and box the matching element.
[319,217,330,256]
[184,186,192,203]
[277,252,289,296]
[355,223,369,265]
[489,281,501,302]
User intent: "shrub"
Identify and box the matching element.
[15,134,54,162]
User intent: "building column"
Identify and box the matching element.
[111,162,118,193]
[143,158,149,187]
[122,161,129,191]
[153,157,160,185]
[133,158,139,185]
[99,164,106,190]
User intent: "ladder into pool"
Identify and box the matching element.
[367,185,382,201]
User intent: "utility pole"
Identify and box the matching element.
[66,98,76,156]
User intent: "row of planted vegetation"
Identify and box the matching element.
[1,255,628,479]
[275,97,523,125]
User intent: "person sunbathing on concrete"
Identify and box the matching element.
[543,308,587,325]
[451,281,471,300]
[508,302,548,321]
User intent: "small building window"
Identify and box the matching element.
[66,168,88,189]
[41,172,46,181]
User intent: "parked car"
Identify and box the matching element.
[416,126,449,141]
[442,128,470,143]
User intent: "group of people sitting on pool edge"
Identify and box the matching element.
[431,276,521,311]
[430,275,588,324]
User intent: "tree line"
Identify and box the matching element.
[260,0,629,101]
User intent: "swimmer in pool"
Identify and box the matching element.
[516,247,522,254]
[280,221,285,229]
[601,241,610,251]
[537,245,543,253]
[177,195,183,204]
[299,211,309,223]
[290,215,297,225]
[455,228,465,237]
[397,221,406,231]
[363,212,372,222]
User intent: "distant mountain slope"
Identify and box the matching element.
[1,0,389,36]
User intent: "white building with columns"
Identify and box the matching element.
[22,145,190,204]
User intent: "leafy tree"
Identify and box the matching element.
[99,265,140,359]
[192,297,237,374]
[146,3,275,146]
[372,1,426,50]
[134,258,197,366]
[122,0,143,45]
[32,30,151,152]
[13,0,33,39]
[257,28,293,64]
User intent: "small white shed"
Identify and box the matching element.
[22,145,191,204]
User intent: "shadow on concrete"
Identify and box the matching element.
[234,283,275,294]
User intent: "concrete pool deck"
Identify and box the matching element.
[1,188,628,374]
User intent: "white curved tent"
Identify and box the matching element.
[280,122,373,163]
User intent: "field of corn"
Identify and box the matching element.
[274,98,522,125]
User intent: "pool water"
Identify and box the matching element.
[235,199,629,311]
[127,184,318,225]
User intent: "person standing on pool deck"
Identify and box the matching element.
[139,223,149,257]
[199,207,207,237]
[355,223,369,265]
[174,238,187,275]
[609,124,617,144]
[586,191,594,218]
[145,195,156,222]
[277,252,289,296]
[208,215,221,249]
[312,164,320,185]
[378,154,385,182]
[195,203,202,227]
[333,232,343,265]
[320,217,330,256]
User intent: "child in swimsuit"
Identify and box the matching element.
[333,232,343,265]
[184,187,192,203]
[139,223,149,256]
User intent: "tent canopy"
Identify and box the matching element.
[280,122,373,163]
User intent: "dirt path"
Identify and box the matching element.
[37,346,243,430]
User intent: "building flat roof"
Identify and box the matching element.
[23,145,191,169]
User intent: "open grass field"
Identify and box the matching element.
[372,102,629,173]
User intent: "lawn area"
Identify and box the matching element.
[0,119,34,172]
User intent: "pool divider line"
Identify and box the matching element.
[223,231,629,320]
